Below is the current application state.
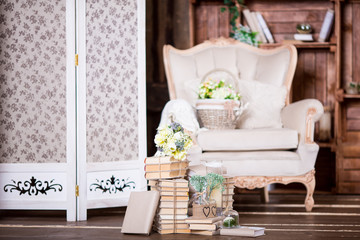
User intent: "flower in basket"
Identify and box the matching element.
[154,122,193,161]
[198,78,241,100]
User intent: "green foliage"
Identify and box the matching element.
[221,0,245,37]
[206,173,224,199]
[234,25,259,47]
[190,173,225,203]
[189,175,206,192]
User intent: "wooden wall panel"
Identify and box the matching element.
[353,4,360,84]
[342,4,353,85]
[193,2,230,44]
[343,159,360,170]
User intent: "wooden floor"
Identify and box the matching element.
[1,193,360,239]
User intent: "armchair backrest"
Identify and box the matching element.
[163,38,297,106]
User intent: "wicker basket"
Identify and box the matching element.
[196,99,241,129]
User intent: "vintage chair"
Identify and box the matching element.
[160,38,323,211]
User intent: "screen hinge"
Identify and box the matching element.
[75,54,78,66]
[75,185,79,197]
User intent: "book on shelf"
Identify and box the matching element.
[318,9,334,42]
[145,169,187,179]
[256,12,274,43]
[185,216,224,224]
[158,208,188,215]
[220,226,265,237]
[282,39,304,44]
[242,9,258,33]
[251,12,267,43]
[190,229,220,236]
[188,221,222,231]
[159,201,188,209]
[294,33,313,41]
[145,161,189,172]
[161,195,189,201]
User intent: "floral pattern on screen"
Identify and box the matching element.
[0,0,66,163]
[86,0,139,162]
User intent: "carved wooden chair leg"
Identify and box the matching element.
[303,172,316,212]
[260,186,269,203]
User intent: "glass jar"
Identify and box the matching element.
[222,207,240,228]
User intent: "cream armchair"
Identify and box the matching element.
[160,38,323,212]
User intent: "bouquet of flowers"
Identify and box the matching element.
[198,78,241,100]
[154,122,193,161]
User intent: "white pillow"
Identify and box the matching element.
[236,80,287,129]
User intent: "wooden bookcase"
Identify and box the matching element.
[189,0,360,193]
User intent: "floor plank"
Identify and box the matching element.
[1,194,360,239]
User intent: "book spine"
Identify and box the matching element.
[251,12,267,43]
[242,9,257,33]
[318,9,334,42]
[256,12,274,43]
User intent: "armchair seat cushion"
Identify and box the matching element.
[201,151,304,176]
[197,128,298,151]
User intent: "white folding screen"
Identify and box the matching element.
[0,0,146,221]
[76,0,146,221]
[0,0,72,212]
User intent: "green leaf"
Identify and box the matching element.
[220,7,226,12]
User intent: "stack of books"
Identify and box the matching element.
[185,216,224,236]
[222,177,235,209]
[150,179,191,234]
[144,156,188,179]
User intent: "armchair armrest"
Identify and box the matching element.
[281,99,324,145]
[159,99,200,135]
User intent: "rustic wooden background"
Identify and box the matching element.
[146,0,360,193]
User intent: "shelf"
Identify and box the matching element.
[260,42,336,49]
[343,94,360,99]
[316,140,336,150]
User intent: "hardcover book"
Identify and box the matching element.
[318,9,334,42]
[160,191,188,196]
[155,228,191,234]
[145,169,187,179]
[158,208,188,215]
[145,161,189,172]
[220,226,265,237]
[145,156,179,164]
[185,216,224,224]
[251,12,268,43]
[159,179,189,188]
[121,191,160,235]
[154,223,189,230]
[190,229,220,236]
[159,201,188,208]
[256,12,274,43]
[189,221,222,231]
[161,195,189,201]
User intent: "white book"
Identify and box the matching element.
[159,214,188,220]
[251,12,267,43]
[242,9,257,33]
[318,9,334,42]
[220,226,265,237]
[294,34,313,41]
[256,12,274,43]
